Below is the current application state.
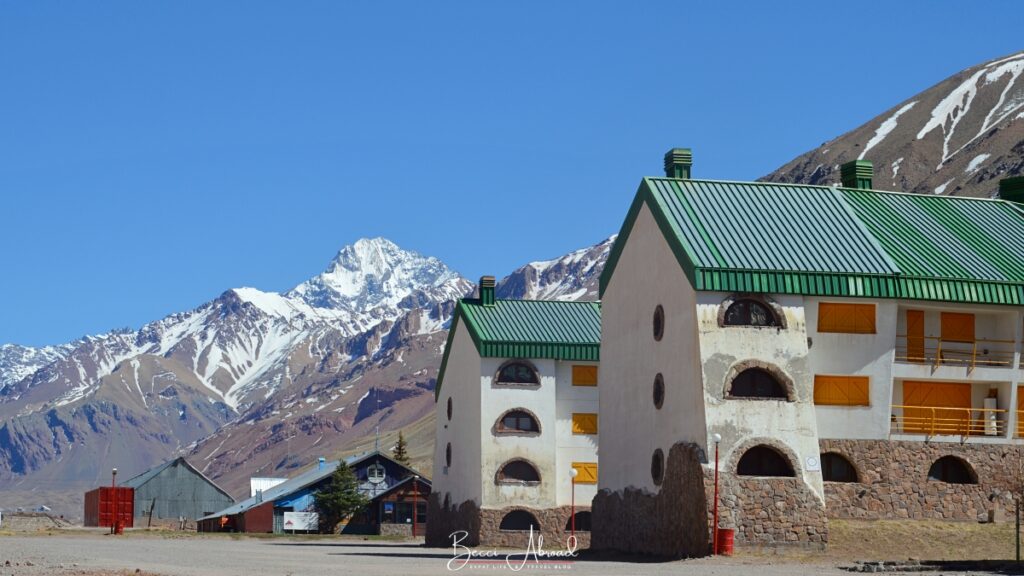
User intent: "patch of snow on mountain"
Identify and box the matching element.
[965,153,991,175]
[934,179,955,195]
[891,157,904,179]
[859,101,916,160]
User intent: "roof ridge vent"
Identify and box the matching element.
[999,176,1024,203]
[479,276,496,306]
[840,160,873,190]
[664,148,692,179]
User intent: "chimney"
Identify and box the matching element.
[664,148,692,179]
[840,160,874,189]
[999,176,1024,203]
[318,457,326,470]
[255,489,263,503]
[479,276,496,306]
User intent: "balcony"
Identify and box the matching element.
[891,404,1007,439]
[895,335,1016,370]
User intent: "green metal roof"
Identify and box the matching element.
[599,177,1024,305]
[435,298,601,399]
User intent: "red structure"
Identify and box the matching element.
[84,487,135,528]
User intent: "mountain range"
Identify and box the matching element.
[2,50,1022,517]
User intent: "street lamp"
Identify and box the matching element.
[111,468,118,535]
[712,433,721,555]
[569,467,579,540]
[412,474,419,539]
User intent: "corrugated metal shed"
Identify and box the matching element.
[121,457,234,521]
[599,177,1024,305]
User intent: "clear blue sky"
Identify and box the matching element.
[1,1,1020,346]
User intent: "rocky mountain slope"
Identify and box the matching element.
[0,236,611,514]
[764,50,1024,196]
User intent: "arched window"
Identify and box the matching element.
[564,511,592,532]
[728,368,788,399]
[496,361,539,385]
[651,449,665,485]
[928,456,977,484]
[499,510,541,531]
[821,453,858,482]
[653,305,665,341]
[737,445,795,477]
[445,443,452,468]
[447,397,453,421]
[496,409,540,434]
[653,373,665,409]
[497,459,541,484]
[724,299,779,327]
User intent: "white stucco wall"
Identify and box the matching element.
[806,297,899,440]
[432,321,482,506]
[697,292,824,500]
[599,202,707,494]
[554,360,599,507]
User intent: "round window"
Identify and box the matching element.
[653,305,665,341]
[447,397,453,421]
[651,448,665,485]
[653,373,665,409]
[446,442,452,468]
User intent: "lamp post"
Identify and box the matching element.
[570,467,579,540]
[712,433,721,555]
[412,474,419,539]
[111,467,118,535]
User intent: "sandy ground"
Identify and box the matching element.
[2,520,1024,576]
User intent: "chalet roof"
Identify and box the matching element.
[600,177,1024,305]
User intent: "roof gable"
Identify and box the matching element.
[600,177,1024,305]
[435,298,601,399]
[121,457,234,502]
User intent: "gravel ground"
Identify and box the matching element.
[0,533,859,576]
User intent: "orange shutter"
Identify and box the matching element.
[818,303,876,334]
[813,375,870,406]
[902,381,971,434]
[571,462,598,484]
[1017,388,1024,438]
[941,313,975,343]
[571,413,598,435]
[906,310,925,363]
[572,365,598,386]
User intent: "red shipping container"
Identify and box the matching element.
[83,487,134,528]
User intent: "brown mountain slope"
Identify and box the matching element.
[764,51,1024,196]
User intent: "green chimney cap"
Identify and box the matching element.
[999,176,1024,203]
[664,148,692,179]
[479,276,496,306]
[840,160,874,190]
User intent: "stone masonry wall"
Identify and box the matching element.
[426,493,481,548]
[478,506,590,549]
[820,440,1020,522]
[591,443,710,558]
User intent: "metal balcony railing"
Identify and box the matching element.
[894,335,1016,370]
[891,404,1007,439]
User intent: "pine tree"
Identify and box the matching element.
[392,431,411,465]
[313,462,369,534]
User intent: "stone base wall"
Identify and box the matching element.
[704,470,828,548]
[591,443,709,558]
[478,506,590,549]
[425,493,590,550]
[820,439,1020,522]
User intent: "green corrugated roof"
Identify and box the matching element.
[435,298,601,399]
[599,177,1024,305]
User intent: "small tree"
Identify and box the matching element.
[313,462,369,534]
[392,431,411,465]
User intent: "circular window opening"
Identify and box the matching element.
[445,442,452,468]
[653,305,665,341]
[447,397,453,421]
[653,373,665,409]
[651,448,665,485]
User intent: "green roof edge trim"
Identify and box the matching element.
[599,177,1024,305]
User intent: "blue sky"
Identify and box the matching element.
[1,1,1020,346]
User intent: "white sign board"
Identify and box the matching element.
[283,511,318,532]
[805,455,821,472]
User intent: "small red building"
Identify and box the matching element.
[83,487,134,528]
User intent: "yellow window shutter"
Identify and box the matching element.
[572,365,598,386]
[572,413,598,435]
[818,303,875,334]
[572,462,597,484]
[814,375,869,406]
